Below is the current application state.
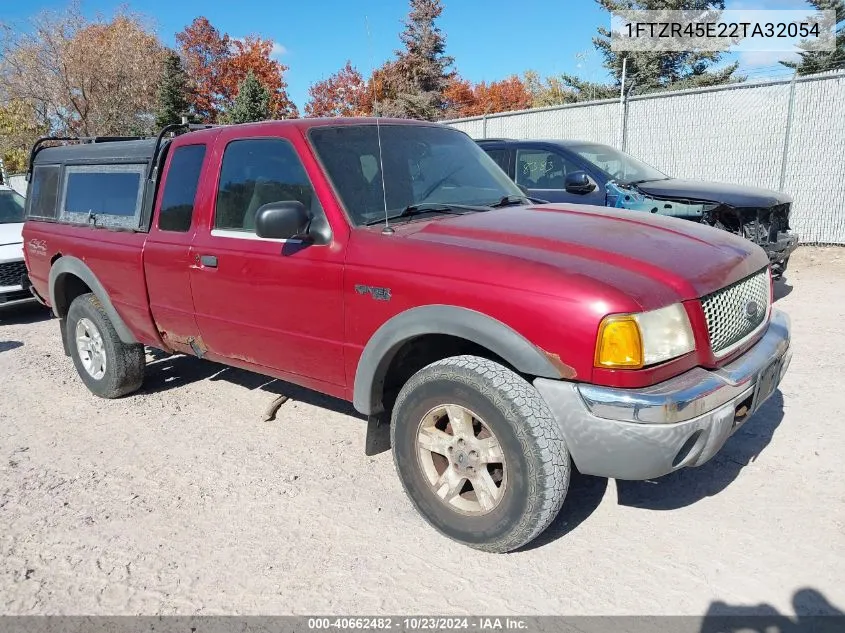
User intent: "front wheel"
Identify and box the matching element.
[66,293,145,398]
[391,355,570,553]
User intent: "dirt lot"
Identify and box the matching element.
[1,246,844,616]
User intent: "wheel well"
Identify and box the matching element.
[53,272,92,318]
[379,334,516,414]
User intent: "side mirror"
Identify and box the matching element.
[564,171,596,194]
[254,201,310,240]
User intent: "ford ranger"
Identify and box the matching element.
[22,119,792,552]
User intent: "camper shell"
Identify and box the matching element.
[27,137,158,232]
[25,126,212,232]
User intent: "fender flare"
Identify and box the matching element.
[352,304,560,415]
[49,256,138,344]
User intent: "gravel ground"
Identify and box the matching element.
[1,246,843,616]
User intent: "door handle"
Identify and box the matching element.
[200,255,218,268]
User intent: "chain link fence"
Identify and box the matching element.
[446,73,845,245]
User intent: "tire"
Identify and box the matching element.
[771,257,789,281]
[66,293,145,398]
[391,355,570,553]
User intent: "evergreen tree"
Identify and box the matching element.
[155,51,191,128]
[782,0,845,75]
[564,0,740,99]
[224,71,271,124]
[378,0,454,120]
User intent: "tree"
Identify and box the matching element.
[377,0,454,120]
[155,51,191,128]
[523,71,580,107]
[224,36,297,118]
[224,71,271,124]
[472,76,533,114]
[782,0,845,75]
[359,61,401,116]
[175,17,230,122]
[443,75,533,117]
[176,18,297,121]
[305,61,369,117]
[0,100,46,173]
[442,77,476,117]
[576,0,740,98]
[0,5,165,137]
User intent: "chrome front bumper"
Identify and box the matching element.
[534,309,791,480]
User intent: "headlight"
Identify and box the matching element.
[595,303,695,369]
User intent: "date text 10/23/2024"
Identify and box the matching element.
[307,617,528,631]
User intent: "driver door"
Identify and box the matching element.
[188,132,346,389]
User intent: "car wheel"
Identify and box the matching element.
[391,355,570,553]
[66,293,145,398]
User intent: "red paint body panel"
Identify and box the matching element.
[143,132,223,354]
[24,222,165,349]
[22,118,771,401]
[184,123,349,386]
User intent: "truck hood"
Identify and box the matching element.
[0,222,23,247]
[404,204,769,308]
[634,178,792,208]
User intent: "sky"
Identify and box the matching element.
[3,0,813,112]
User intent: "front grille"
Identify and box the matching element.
[0,260,27,288]
[701,269,770,357]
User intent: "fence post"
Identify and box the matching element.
[778,71,798,192]
[617,57,628,151]
[482,114,488,139]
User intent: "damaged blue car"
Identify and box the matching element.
[477,138,798,279]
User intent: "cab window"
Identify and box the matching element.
[27,165,61,220]
[214,138,322,234]
[158,144,207,232]
[483,148,510,174]
[515,149,581,189]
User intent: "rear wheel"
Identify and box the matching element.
[66,293,145,398]
[391,355,570,553]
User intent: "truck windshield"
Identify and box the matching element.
[309,124,523,226]
[0,190,26,224]
[570,143,667,184]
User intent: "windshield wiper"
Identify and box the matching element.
[364,202,490,226]
[488,195,532,208]
[628,177,670,185]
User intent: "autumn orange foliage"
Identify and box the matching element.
[175,17,228,122]
[444,75,533,117]
[176,17,297,122]
[225,36,297,119]
[305,61,369,117]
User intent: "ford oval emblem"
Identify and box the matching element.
[745,300,760,321]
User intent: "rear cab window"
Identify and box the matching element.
[158,144,207,232]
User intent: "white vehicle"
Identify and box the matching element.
[0,185,34,307]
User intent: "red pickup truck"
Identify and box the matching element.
[22,118,791,552]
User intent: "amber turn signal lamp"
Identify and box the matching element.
[595,315,644,369]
